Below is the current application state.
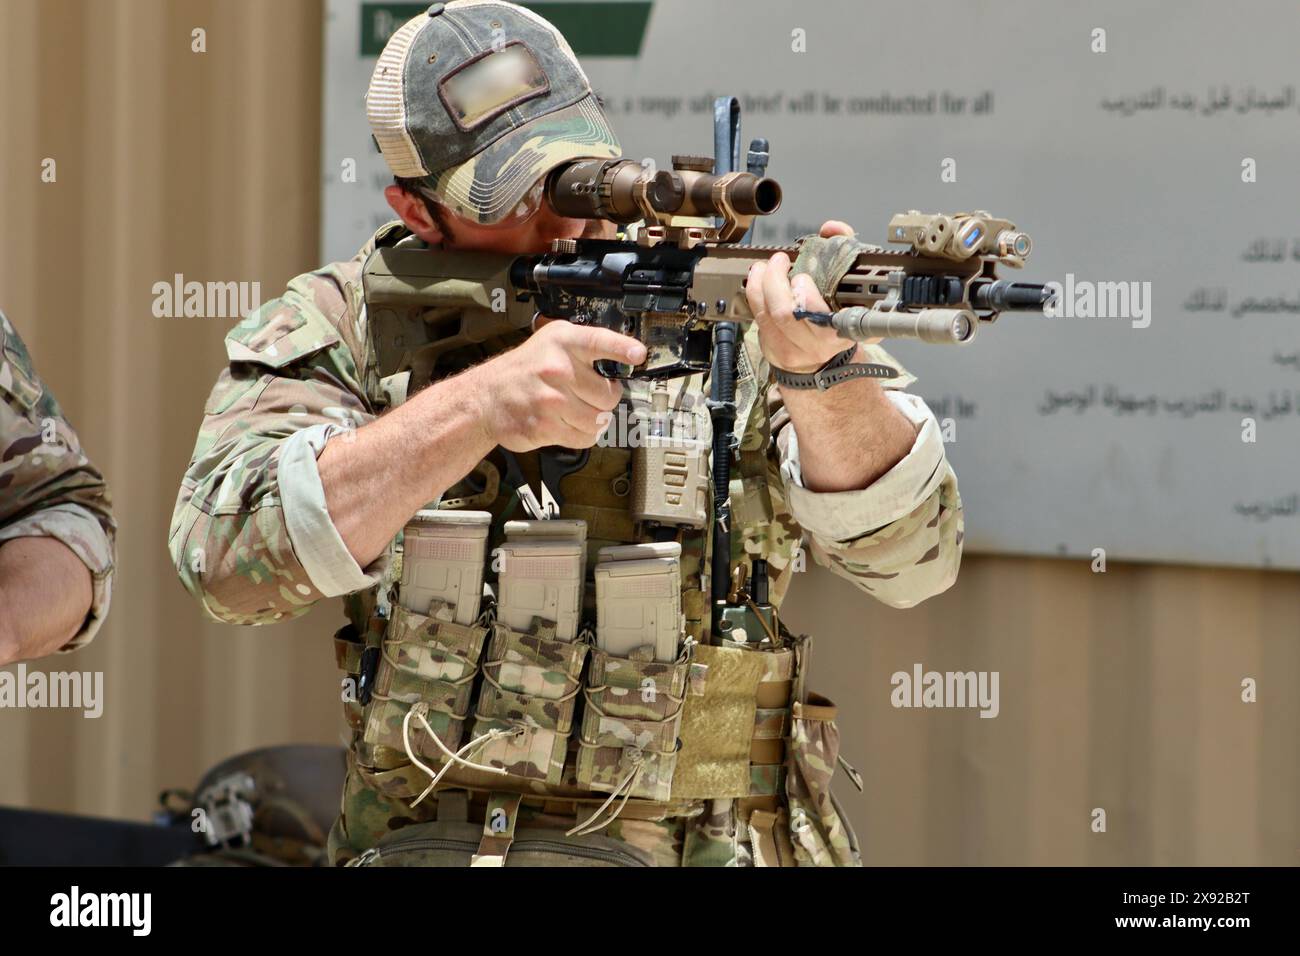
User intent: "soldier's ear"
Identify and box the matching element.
[384,185,446,245]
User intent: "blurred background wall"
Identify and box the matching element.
[0,0,1294,865]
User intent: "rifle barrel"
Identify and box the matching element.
[971,280,1055,311]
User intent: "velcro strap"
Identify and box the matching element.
[752,706,789,740]
[748,762,786,797]
[749,660,792,789]
[790,233,878,302]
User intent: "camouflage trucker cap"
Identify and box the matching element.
[366,0,622,224]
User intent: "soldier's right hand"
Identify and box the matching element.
[474,317,645,452]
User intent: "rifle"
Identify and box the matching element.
[364,155,1054,383]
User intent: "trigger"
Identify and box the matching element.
[593,359,624,380]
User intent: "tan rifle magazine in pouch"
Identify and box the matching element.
[468,620,590,786]
[575,644,691,801]
[361,602,490,762]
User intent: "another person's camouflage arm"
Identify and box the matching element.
[753,336,963,609]
[0,312,116,651]
[168,263,379,625]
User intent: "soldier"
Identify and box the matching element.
[170,0,962,866]
[0,310,115,665]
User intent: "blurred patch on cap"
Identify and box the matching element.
[366,0,621,224]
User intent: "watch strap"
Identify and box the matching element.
[771,347,899,391]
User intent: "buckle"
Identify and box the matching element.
[809,346,855,391]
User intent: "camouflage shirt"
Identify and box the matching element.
[169,225,963,626]
[0,311,116,651]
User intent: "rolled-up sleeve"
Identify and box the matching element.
[0,312,116,651]
[778,390,948,540]
[168,264,379,625]
[279,422,385,597]
[767,356,964,609]
[0,504,115,651]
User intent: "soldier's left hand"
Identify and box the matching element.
[745,220,872,374]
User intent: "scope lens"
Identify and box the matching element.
[753,179,782,214]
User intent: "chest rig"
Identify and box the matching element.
[331,224,860,866]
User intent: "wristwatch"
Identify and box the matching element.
[771,346,899,391]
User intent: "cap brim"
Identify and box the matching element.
[426,95,621,225]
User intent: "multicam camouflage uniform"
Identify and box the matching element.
[0,311,115,651]
[169,223,963,866]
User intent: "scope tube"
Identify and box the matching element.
[545,158,781,222]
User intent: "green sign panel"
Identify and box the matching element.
[360,2,652,57]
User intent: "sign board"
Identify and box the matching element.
[324,0,1300,570]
